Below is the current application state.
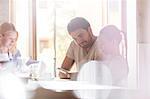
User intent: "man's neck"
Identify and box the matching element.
[84,36,97,52]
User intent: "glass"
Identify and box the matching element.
[29,63,40,80]
[35,0,102,78]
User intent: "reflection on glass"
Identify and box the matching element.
[36,0,102,77]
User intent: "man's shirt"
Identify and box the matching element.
[66,39,102,71]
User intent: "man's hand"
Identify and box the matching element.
[59,56,74,79]
[59,72,71,79]
[58,68,71,79]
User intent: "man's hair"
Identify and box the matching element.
[67,17,90,33]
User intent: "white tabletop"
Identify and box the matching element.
[26,78,124,91]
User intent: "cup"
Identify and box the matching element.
[29,63,40,80]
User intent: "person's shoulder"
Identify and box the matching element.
[70,40,76,45]
[115,56,127,63]
[111,55,126,61]
[15,49,21,57]
[94,36,100,47]
[110,55,128,68]
[69,40,79,48]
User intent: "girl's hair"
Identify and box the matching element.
[0,22,18,54]
[99,25,127,59]
[0,22,18,38]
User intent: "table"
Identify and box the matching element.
[24,78,150,99]
[25,78,125,99]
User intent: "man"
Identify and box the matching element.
[59,17,102,79]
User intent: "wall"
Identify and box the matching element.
[137,0,150,90]
[0,0,9,23]
[137,0,150,43]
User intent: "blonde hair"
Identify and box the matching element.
[0,22,18,38]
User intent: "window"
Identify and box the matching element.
[10,0,30,57]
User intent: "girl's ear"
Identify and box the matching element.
[87,27,91,32]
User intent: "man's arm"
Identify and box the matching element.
[59,56,74,79]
